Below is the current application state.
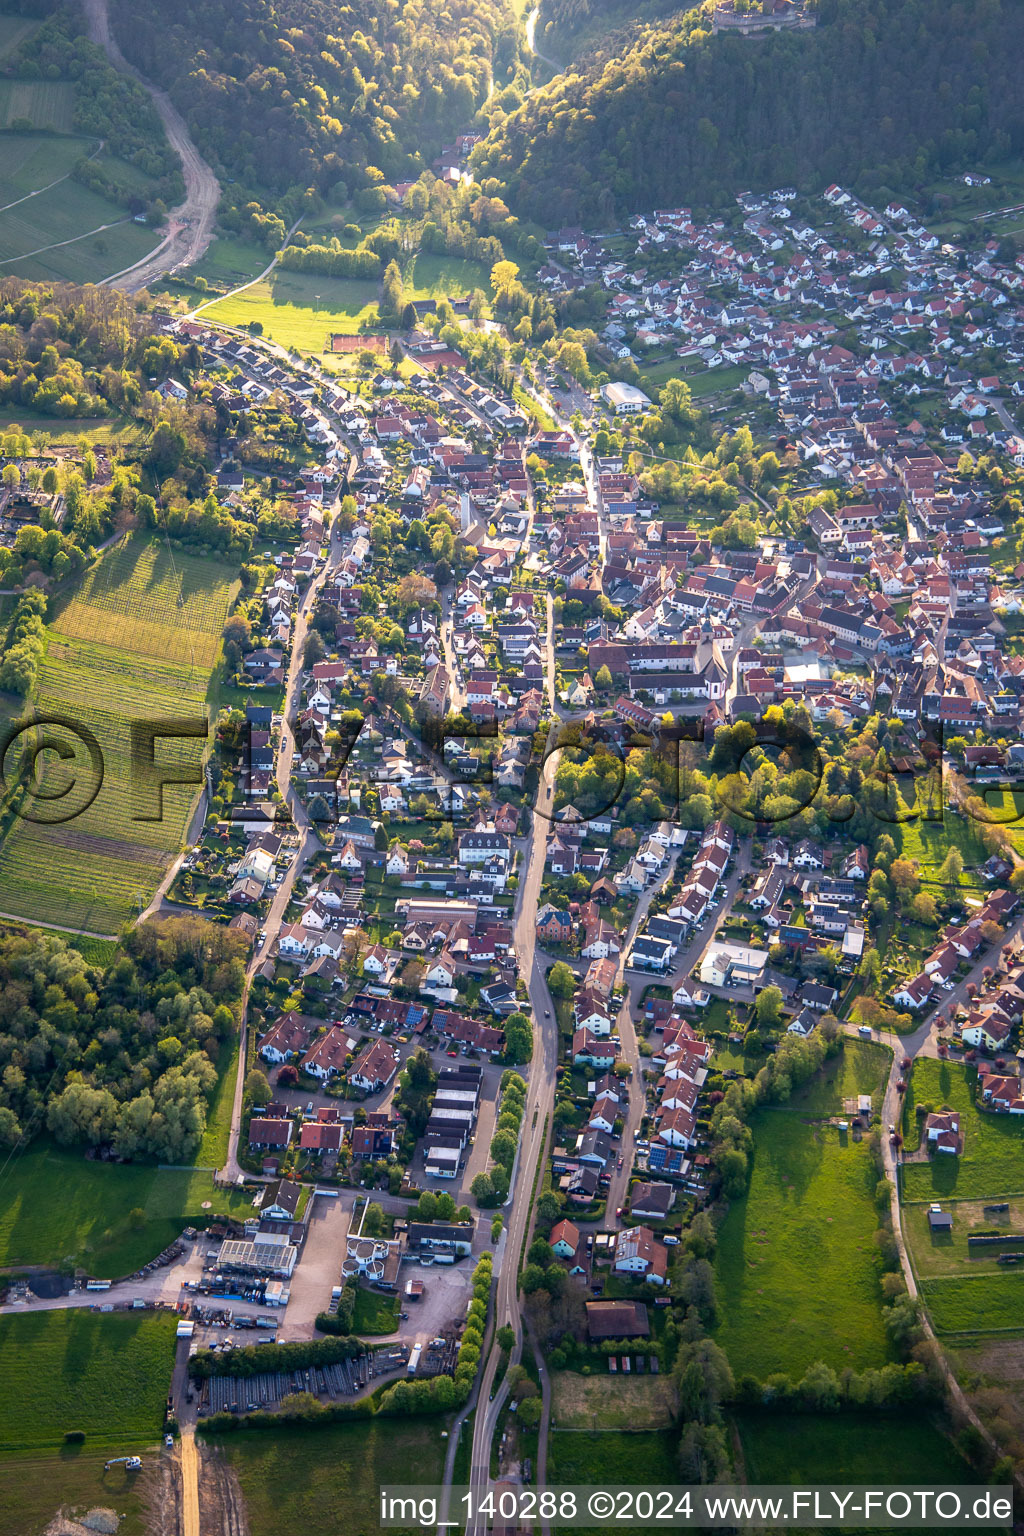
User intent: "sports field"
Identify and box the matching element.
[201,269,380,349]
[0,534,239,931]
[716,1107,891,1377]
[0,1310,177,1449]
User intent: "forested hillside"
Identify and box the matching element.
[109,0,521,198]
[476,0,1024,222]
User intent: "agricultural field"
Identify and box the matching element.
[715,1102,891,1377]
[902,1059,1024,1202]
[0,534,239,932]
[218,1419,447,1536]
[0,160,160,285]
[0,79,74,132]
[0,1141,255,1276]
[734,1409,975,1484]
[0,13,40,59]
[0,407,144,446]
[0,1310,176,1449]
[0,1449,155,1536]
[551,1371,677,1430]
[201,269,380,350]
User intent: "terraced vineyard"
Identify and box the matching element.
[0,535,239,932]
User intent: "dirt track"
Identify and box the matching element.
[80,0,220,292]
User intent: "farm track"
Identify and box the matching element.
[80,0,220,291]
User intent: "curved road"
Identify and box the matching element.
[80,0,220,292]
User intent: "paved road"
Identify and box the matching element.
[81,0,220,291]
[220,507,352,1181]
[452,750,557,1530]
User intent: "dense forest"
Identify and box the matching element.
[109,0,522,199]
[0,919,247,1161]
[476,0,1024,222]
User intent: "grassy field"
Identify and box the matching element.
[715,1108,890,1377]
[405,251,488,299]
[548,1428,678,1484]
[734,1409,974,1484]
[0,534,239,931]
[551,1371,677,1429]
[902,1059,1024,1202]
[218,1419,447,1536]
[785,1038,890,1118]
[904,1195,1024,1281]
[899,803,989,889]
[0,1310,176,1448]
[0,79,74,132]
[0,1449,156,1536]
[921,1272,1024,1334]
[191,235,269,287]
[0,1141,255,1276]
[201,269,380,350]
[194,1038,239,1169]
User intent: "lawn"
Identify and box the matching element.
[0,1310,176,1448]
[405,251,488,299]
[218,1418,447,1536]
[352,1283,400,1335]
[734,1409,975,1484]
[0,79,74,132]
[0,1142,255,1276]
[715,1110,891,1377]
[0,1449,154,1536]
[921,1272,1024,1334]
[901,1059,1024,1202]
[551,1371,677,1429]
[0,533,239,931]
[201,269,380,350]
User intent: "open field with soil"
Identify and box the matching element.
[0,1141,255,1277]
[218,1419,447,1536]
[0,1310,176,1448]
[901,1059,1024,1202]
[202,269,380,350]
[551,1371,677,1429]
[0,1448,157,1536]
[716,1101,890,1377]
[0,534,239,931]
